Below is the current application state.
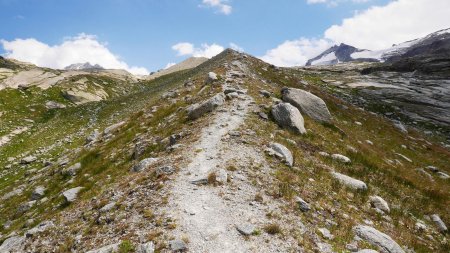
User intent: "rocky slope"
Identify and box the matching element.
[147,57,208,80]
[0,49,449,253]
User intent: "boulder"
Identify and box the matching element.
[318,227,334,240]
[31,186,46,200]
[269,143,293,167]
[63,187,84,203]
[103,121,126,135]
[271,102,306,134]
[331,154,351,163]
[281,87,332,123]
[369,196,390,213]
[353,225,405,253]
[20,155,37,164]
[0,236,25,252]
[206,72,218,83]
[215,169,228,184]
[295,196,311,212]
[136,242,155,253]
[132,158,158,172]
[236,223,256,236]
[187,93,225,120]
[430,214,448,232]
[45,101,66,109]
[331,172,367,190]
[169,239,187,251]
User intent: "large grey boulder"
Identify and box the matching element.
[282,87,332,123]
[0,236,25,252]
[271,102,306,134]
[353,225,405,253]
[369,196,390,213]
[132,158,158,172]
[62,187,84,203]
[187,93,225,120]
[331,172,367,190]
[269,143,293,167]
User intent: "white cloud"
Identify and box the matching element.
[229,42,244,52]
[201,0,232,15]
[262,0,450,66]
[1,33,149,75]
[260,38,332,67]
[324,0,450,50]
[164,62,176,69]
[172,42,225,58]
[307,0,370,7]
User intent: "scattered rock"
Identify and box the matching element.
[0,236,25,252]
[316,242,333,253]
[190,179,209,185]
[281,87,332,123]
[430,214,448,232]
[187,93,225,120]
[259,90,271,98]
[271,102,306,134]
[31,186,46,200]
[45,101,66,109]
[62,162,82,176]
[369,196,390,213]
[86,242,120,253]
[318,227,334,240]
[17,200,36,214]
[20,155,37,164]
[100,201,116,213]
[169,239,187,251]
[62,187,84,203]
[236,223,256,236]
[353,225,405,253]
[103,121,126,135]
[295,196,311,212]
[86,129,100,144]
[331,154,351,163]
[136,242,155,253]
[437,171,450,179]
[215,169,228,184]
[206,72,218,83]
[258,112,268,120]
[25,221,54,238]
[331,172,367,190]
[268,142,293,167]
[156,165,176,176]
[132,158,158,172]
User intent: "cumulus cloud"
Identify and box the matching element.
[1,33,149,75]
[324,0,450,50]
[307,0,370,7]
[262,0,450,66]
[201,0,232,15]
[260,38,332,67]
[229,42,244,52]
[172,42,224,58]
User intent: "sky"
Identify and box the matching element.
[0,0,449,75]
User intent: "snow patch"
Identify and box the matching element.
[311,52,337,66]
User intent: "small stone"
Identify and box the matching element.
[331,172,367,191]
[136,242,155,253]
[430,214,447,232]
[331,154,351,163]
[259,90,271,98]
[295,197,311,212]
[369,196,390,213]
[156,166,176,176]
[31,186,45,200]
[215,169,228,184]
[62,187,84,203]
[62,162,82,176]
[132,158,158,172]
[258,112,269,120]
[236,223,256,236]
[318,227,334,240]
[169,239,187,251]
[100,201,116,213]
[269,143,293,167]
[20,156,37,164]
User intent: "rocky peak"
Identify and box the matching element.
[64,62,104,71]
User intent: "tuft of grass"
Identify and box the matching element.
[118,240,135,253]
[207,172,217,185]
[264,223,282,235]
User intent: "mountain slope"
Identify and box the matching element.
[0,49,449,253]
[306,43,378,66]
[64,62,104,71]
[147,57,208,80]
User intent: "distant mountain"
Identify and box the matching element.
[64,62,104,71]
[147,57,208,80]
[306,28,450,68]
[305,43,378,66]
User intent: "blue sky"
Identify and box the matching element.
[1,0,448,74]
